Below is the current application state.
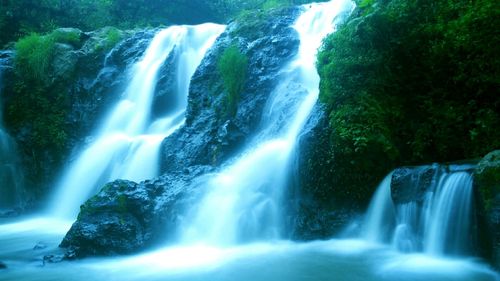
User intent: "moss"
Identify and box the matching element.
[218,43,248,117]
[51,29,81,46]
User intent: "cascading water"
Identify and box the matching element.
[0,51,25,211]
[362,165,476,257]
[49,24,225,218]
[362,173,395,243]
[181,0,355,246]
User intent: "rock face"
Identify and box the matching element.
[289,103,363,240]
[2,28,156,206]
[61,166,211,257]
[390,165,440,204]
[474,150,500,269]
[161,7,300,173]
[61,7,302,257]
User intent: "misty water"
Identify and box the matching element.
[0,1,498,280]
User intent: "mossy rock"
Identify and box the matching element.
[474,150,500,211]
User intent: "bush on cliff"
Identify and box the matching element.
[316,0,500,203]
[218,43,248,116]
[14,33,55,81]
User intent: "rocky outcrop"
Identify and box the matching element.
[474,150,500,269]
[390,165,440,204]
[1,28,157,207]
[289,103,363,240]
[60,166,211,257]
[160,7,300,173]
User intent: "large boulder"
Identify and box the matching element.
[60,166,211,257]
[390,165,439,204]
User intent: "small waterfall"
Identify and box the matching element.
[0,51,25,211]
[362,166,476,257]
[181,0,355,245]
[362,174,394,243]
[49,24,225,218]
[424,172,474,255]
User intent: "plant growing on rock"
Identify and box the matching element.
[218,43,248,117]
[15,33,56,81]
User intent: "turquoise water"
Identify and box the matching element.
[0,217,497,281]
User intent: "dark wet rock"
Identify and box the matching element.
[43,254,64,264]
[51,43,78,80]
[160,7,301,173]
[288,103,362,239]
[390,165,440,204]
[60,166,212,257]
[0,208,21,218]
[474,150,500,269]
[33,242,47,250]
[0,261,6,269]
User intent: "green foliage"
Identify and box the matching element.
[261,0,292,10]
[51,29,81,46]
[218,43,248,116]
[94,27,123,51]
[1,0,326,46]
[6,80,68,170]
[105,28,122,46]
[15,33,55,81]
[317,0,500,200]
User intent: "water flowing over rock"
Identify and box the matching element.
[50,24,224,218]
[60,0,355,256]
[362,164,480,257]
[0,50,25,213]
[178,0,355,246]
[160,7,301,174]
[1,28,158,205]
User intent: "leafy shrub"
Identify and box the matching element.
[218,43,248,116]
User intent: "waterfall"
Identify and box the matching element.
[181,0,355,246]
[362,173,395,243]
[0,51,25,211]
[49,24,225,218]
[362,166,476,257]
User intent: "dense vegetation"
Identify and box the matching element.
[0,0,319,47]
[317,0,500,202]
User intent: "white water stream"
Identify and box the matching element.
[0,51,24,211]
[363,167,477,257]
